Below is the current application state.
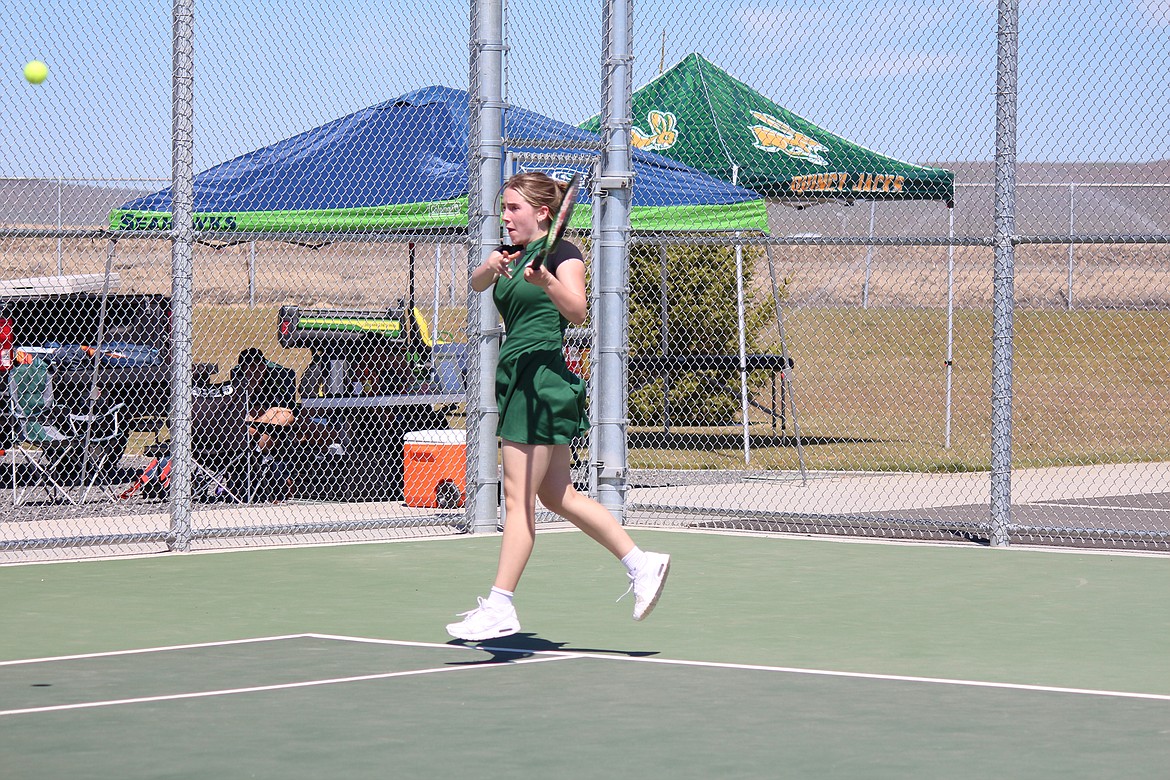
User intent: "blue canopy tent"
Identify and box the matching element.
[110,85,766,235]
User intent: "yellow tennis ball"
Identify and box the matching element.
[24,60,48,85]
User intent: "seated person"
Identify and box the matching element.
[228,348,341,501]
[228,348,299,500]
[230,347,297,421]
[355,333,430,395]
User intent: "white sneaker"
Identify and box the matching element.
[445,597,521,641]
[622,552,671,621]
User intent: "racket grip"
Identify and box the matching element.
[496,244,523,255]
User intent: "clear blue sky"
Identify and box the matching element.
[3,0,1167,179]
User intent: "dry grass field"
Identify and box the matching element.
[4,234,1166,309]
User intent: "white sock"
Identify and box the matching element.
[487,586,514,608]
[621,546,648,576]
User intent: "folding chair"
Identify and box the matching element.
[68,401,127,503]
[9,357,75,506]
[190,381,255,503]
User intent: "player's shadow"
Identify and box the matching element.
[445,633,658,665]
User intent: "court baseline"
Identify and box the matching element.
[3,632,1166,720]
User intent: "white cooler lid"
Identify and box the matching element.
[404,429,466,445]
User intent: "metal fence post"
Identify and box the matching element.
[990,0,1019,547]
[862,201,876,309]
[468,0,505,534]
[945,208,955,450]
[168,0,195,551]
[596,0,634,522]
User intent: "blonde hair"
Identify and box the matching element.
[503,172,567,221]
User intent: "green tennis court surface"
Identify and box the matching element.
[2,531,1168,778]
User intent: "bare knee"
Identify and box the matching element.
[537,483,574,515]
[504,488,536,520]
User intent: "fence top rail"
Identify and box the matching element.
[9,177,1169,187]
[1,176,169,184]
[630,234,995,247]
[0,227,474,244]
[6,227,1170,246]
[1015,234,1170,244]
[955,182,1170,189]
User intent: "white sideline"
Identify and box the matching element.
[0,634,311,666]
[3,632,1167,717]
[0,652,572,717]
[311,633,1170,703]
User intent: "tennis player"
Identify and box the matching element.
[446,172,670,641]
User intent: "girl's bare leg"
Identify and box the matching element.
[536,444,636,560]
[448,442,667,640]
[495,440,555,592]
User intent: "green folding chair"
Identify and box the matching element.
[9,357,75,506]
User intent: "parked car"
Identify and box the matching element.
[0,274,214,449]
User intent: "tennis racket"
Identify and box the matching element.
[530,173,581,271]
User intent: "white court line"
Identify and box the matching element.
[304,633,491,651]
[311,633,1170,703]
[640,524,1170,557]
[6,632,1166,713]
[0,654,574,717]
[1028,501,1170,513]
[566,653,1170,703]
[0,634,312,667]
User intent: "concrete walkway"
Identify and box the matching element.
[627,461,1170,516]
[4,462,1169,561]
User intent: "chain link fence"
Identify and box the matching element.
[1,1,1167,557]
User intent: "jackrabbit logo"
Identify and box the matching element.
[748,111,829,166]
[631,110,678,151]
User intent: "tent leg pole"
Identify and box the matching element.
[862,201,876,309]
[79,238,119,491]
[765,244,808,484]
[408,242,416,317]
[248,241,256,308]
[735,237,749,464]
[945,208,955,449]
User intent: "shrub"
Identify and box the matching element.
[625,243,780,426]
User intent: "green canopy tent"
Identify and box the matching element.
[581,53,954,206]
[584,55,961,461]
[579,54,953,468]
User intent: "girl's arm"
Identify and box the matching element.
[524,258,587,325]
[471,248,521,292]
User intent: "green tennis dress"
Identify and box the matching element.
[493,239,588,445]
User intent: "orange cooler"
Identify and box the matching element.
[403,429,466,508]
